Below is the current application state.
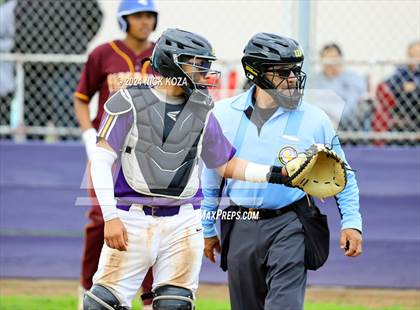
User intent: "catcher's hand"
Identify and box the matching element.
[104,218,128,251]
[283,144,348,199]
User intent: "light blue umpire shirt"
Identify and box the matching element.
[201,85,362,238]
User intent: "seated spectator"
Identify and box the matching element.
[310,43,368,131]
[373,41,420,135]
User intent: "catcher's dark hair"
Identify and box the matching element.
[321,43,342,57]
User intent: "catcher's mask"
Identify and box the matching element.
[242,32,307,109]
[176,54,220,99]
[151,28,220,101]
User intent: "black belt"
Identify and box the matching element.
[117,204,200,217]
[236,197,308,220]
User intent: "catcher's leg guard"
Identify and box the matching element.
[152,285,194,310]
[83,284,128,310]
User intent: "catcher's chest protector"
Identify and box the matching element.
[121,86,212,199]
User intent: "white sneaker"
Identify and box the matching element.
[78,285,86,310]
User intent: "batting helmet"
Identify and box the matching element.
[241,33,307,109]
[151,28,219,97]
[117,0,158,32]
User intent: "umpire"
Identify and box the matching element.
[201,33,362,310]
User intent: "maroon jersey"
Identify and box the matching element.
[75,40,155,130]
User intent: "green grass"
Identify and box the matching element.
[0,295,406,310]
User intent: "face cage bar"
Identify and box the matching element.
[263,65,307,98]
[174,54,221,90]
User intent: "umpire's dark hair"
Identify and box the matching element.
[321,43,343,57]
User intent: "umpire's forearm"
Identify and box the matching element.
[331,144,362,232]
[201,189,220,238]
[337,170,362,232]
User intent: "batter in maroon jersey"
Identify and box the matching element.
[73,0,158,308]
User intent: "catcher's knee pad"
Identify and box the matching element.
[83,284,128,310]
[152,285,194,310]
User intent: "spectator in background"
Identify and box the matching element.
[373,41,420,136]
[310,43,368,131]
[0,0,16,138]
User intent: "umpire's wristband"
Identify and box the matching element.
[267,166,287,184]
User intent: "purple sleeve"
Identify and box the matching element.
[97,111,133,154]
[201,113,236,169]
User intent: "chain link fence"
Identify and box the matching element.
[308,0,419,145]
[306,58,420,146]
[0,0,418,145]
[0,0,102,141]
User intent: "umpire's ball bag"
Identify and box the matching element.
[219,205,239,271]
[294,199,330,270]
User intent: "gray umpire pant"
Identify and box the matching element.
[227,210,306,310]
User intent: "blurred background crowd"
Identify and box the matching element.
[0,0,418,145]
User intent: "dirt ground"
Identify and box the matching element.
[0,279,419,310]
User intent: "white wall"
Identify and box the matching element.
[89,0,420,86]
[311,0,420,63]
[89,0,295,62]
[310,0,420,84]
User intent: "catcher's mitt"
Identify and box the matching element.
[283,144,348,199]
